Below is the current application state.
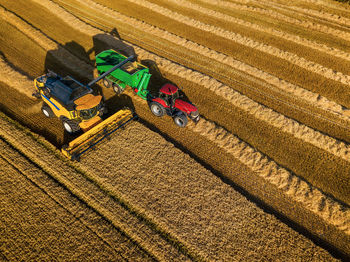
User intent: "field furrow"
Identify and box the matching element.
[274,3,350,27]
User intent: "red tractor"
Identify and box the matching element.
[149,83,199,127]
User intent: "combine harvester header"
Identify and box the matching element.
[33,55,137,160]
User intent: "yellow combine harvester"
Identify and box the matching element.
[33,55,137,160]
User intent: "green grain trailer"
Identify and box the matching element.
[95,50,151,100]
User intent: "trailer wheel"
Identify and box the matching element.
[41,104,54,118]
[103,78,112,88]
[113,83,124,94]
[61,118,80,133]
[150,102,165,117]
[173,113,188,128]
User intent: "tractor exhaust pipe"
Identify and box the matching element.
[87,55,135,87]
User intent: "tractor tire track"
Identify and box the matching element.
[60,0,350,121]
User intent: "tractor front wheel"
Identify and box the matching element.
[150,102,165,117]
[173,113,188,128]
[61,118,80,134]
[103,78,112,88]
[41,104,54,118]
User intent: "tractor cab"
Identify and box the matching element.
[158,83,180,108]
[150,83,200,127]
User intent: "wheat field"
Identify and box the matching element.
[0,0,350,260]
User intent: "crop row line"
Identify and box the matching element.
[210,0,350,41]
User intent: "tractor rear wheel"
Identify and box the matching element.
[41,104,54,118]
[150,102,165,117]
[173,113,188,128]
[61,118,80,133]
[103,78,112,88]
[113,83,124,94]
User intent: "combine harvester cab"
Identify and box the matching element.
[33,56,137,160]
[96,49,200,127]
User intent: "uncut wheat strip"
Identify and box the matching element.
[26,0,350,162]
[0,55,34,97]
[0,140,150,261]
[0,115,189,261]
[0,6,93,80]
[204,0,350,42]
[72,0,349,120]
[127,91,350,236]
[195,0,350,62]
[125,0,350,87]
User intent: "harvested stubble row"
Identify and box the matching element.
[0,113,188,261]
[196,0,350,53]
[0,140,150,261]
